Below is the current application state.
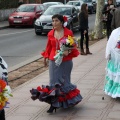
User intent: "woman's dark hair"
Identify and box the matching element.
[107,0,113,4]
[81,3,88,18]
[52,14,64,24]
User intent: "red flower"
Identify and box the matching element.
[0,105,4,110]
[117,41,120,49]
[117,44,120,49]
[0,79,6,91]
[63,16,68,22]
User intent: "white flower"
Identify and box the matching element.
[66,39,70,45]
[3,85,12,99]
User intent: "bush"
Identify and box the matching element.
[0,0,19,9]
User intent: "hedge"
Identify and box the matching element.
[0,0,19,9]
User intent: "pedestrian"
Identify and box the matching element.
[102,0,115,39]
[111,7,120,30]
[0,56,8,120]
[18,0,24,7]
[30,14,82,113]
[104,27,120,98]
[79,3,92,55]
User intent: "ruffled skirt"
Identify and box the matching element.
[30,60,82,108]
[104,49,120,98]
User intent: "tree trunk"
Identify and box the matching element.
[94,0,104,39]
[113,0,116,5]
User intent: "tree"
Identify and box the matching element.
[113,0,116,5]
[94,0,104,39]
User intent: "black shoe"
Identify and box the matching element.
[47,105,57,113]
[0,109,5,120]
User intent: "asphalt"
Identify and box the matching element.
[1,21,120,120]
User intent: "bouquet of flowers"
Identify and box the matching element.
[54,35,78,66]
[0,79,12,110]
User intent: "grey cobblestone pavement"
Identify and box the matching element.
[5,38,120,120]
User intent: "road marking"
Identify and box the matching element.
[0,29,34,37]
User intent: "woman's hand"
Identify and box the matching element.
[63,50,71,56]
[43,58,48,67]
[84,30,87,35]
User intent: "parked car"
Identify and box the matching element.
[104,0,107,5]
[34,5,79,35]
[81,0,96,13]
[116,0,120,7]
[8,4,45,27]
[66,0,84,11]
[43,2,64,10]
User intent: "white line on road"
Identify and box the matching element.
[0,29,34,37]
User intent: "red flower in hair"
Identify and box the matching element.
[63,16,68,22]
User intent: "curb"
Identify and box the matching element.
[8,54,42,72]
[0,26,9,30]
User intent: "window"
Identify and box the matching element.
[36,6,41,11]
[40,5,45,11]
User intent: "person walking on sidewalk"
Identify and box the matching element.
[102,0,115,39]
[18,0,24,6]
[79,3,92,55]
[30,14,82,113]
[111,7,120,30]
[104,27,120,98]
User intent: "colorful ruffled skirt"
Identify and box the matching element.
[30,60,82,108]
[104,49,120,98]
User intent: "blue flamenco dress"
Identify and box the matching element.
[30,28,82,108]
[105,28,120,98]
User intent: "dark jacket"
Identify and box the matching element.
[79,11,88,31]
[18,1,24,6]
[111,7,120,30]
[102,4,115,28]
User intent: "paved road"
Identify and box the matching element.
[0,14,95,69]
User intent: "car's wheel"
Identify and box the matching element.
[32,19,36,28]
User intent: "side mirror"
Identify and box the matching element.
[71,12,77,17]
[92,2,96,5]
[36,11,42,15]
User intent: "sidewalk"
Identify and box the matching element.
[0,21,9,30]
[5,38,120,120]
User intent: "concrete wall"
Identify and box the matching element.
[0,8,16,21]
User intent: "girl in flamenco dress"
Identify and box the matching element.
[30,14,82,113]
[105,27,120,98]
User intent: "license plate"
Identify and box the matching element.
[14,20,22,23]
[43,26,52,29]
